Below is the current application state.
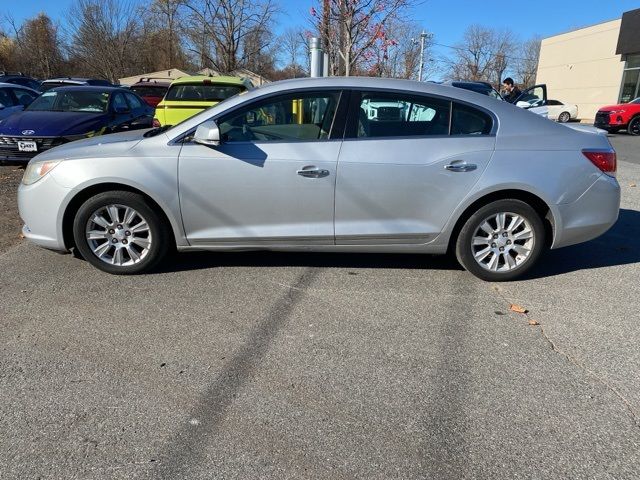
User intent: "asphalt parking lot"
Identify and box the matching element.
[1,136,639,479]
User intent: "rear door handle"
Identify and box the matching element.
[445,163,477,172]
[297,166,330,178]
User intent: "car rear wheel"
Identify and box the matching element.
[455,199,546,282]
[73,191,171,274]
[628,116,640,136]
[558,111,571,123]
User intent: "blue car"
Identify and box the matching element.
[0,86,154,164]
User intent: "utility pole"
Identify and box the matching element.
[416,30,432,82]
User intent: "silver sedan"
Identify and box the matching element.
[17,77,620,281]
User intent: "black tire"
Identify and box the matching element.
[628,116,640,136]
[558,111,571,123]
[455,199,546,282]
[72,191,171,274]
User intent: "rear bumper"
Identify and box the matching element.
[552,174,620,249]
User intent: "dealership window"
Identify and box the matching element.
[619,54,640,103]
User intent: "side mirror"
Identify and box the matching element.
[516,101,530,109]
[194,120,221,146]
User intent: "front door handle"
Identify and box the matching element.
[297,166,330,178]
[445,162,477,172]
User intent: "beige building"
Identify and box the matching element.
[536,8,640,120]
[118,69,190,86]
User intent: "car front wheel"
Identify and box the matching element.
[628,116,640,136]
[455,199,546,282]
[72,191,171,274]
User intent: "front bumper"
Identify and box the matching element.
[594,112,627,130]
[552,173,621,249]
[18,172,72,251]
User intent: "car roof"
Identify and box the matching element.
[47,85,126,93]
[170,75,250,86]
[0,81,35,89]
[42,78,109,84]
[131,80,171,87]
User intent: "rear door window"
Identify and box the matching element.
[352,92,451,138]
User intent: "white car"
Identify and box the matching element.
[0,82,39,121]
[546,100,578,123]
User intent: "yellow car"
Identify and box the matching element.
[153,75,253,127]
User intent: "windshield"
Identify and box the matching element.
[27,90,109,113]
[632,98,640,104]
[165,83,244,102]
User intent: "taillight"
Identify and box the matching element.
[582,149,616,177]
[152,118,161,128]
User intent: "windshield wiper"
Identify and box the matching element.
[143,125,172,138]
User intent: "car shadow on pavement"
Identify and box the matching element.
[158,250,463,274]
[528,208,640,279]
[156,208,639,278]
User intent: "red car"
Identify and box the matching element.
[129,78,171,108]
[594,97,640,135]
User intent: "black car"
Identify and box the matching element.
[444,81,503,100]
[0,86,153,164]
[0,72,42,92]
[39,77,114,92]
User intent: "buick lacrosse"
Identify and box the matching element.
[18,77,620,281]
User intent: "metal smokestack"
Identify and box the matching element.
[309,37,324,77]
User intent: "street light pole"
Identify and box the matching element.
[417,30,432,82]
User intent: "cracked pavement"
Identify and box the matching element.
[1,137,639,479]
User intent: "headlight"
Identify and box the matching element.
[22,160,61,185]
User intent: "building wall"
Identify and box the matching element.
[118,69,190,86]
[536,19,625,120]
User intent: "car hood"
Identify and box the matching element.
[599,104,628,111]
[32,129,148,162]
[0,111,110,137]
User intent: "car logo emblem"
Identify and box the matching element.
[22,130,35,135]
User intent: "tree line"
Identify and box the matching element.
[0,0,540,88]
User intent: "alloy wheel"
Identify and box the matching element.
[85,204,152,266]
[471,212,535,272]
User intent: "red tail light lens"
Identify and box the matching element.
[582,149,616,177]
[152,118,161,128]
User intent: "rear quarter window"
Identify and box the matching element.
[451,103,493,135]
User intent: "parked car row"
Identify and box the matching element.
[0,73,254,164]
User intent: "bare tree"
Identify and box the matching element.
[183,0,278,74]
[147,0,187,69]
[447,25,495,83]
[490,29,515,87]
[4,13,64,78]
[278,27,308,74]
[66,0,142,81]
[517,36,541,88]
[310,0,415,76]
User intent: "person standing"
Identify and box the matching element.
[502,78,522,103]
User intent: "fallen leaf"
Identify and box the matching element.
[18,233,24,239]
[509,304,528,314]
[630,183,637,188]
[528,319,540,326]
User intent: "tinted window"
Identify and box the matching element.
[451,103,492,135]
[131,86,167,98]
[112,93,128,111]
[125,92,144,109]
[547,100,562,106]
[10,88,37,106]
[0,88,16,107]
[356,92,450,138]
[166,83,244,102]
[27,90,109,113]
[218,91,340,142]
